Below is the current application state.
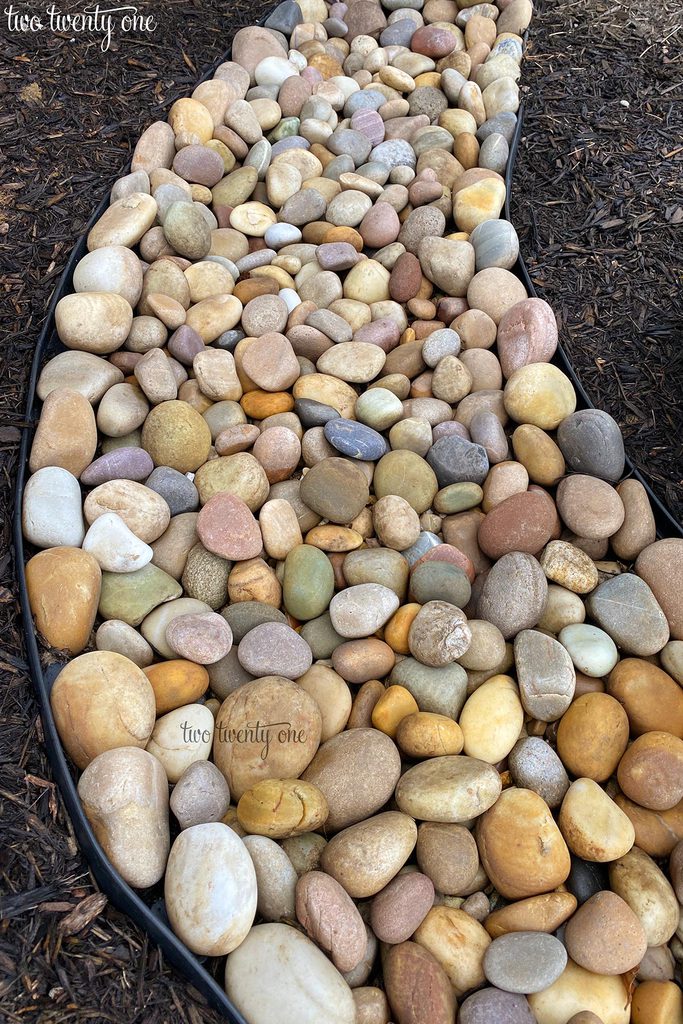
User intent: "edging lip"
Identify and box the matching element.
[12,5,683,1021]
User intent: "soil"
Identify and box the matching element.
[1,0,681,1019]
[512,0,683,520]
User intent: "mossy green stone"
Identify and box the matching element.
[434,482,484,514]
[409,561,471,608]
[99,564,182,626]
[374,449,438,514]
[390,657,468,719]
[268,117,300,142]
[283,544,335,621]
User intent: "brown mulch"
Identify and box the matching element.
[1,0,683,1020]
[0,3,263,1021]
[512,0,683,521]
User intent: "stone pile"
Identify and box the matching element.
[22,0,683,1022]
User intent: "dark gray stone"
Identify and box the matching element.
[508,737,570,809]
[426,435,489,487]
[566,856,609,905]
[557,408,625,482]
[476,111,518,144]
[145,466,199,516]
[324,419,389,461]
[264,0,303,34]
[295,398,342,428]
[214,329,245,352]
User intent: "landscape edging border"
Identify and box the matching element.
[11,14,683,1024]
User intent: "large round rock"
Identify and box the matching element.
[300,458,369,525]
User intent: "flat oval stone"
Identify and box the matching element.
[514,629,576,722]
[508,737,570,809]
[477,552,548,640]
[166,611,233,664]
[396,755,502,823]
[483,932,567,994]
[197,493,263,560]
[586,573,670,656]
[302,728,401,832]
[300,457,369,524]
[557,408,626,483]
[238,622,313,679]
[146,466,199,516]
[496,297,558,378]
[323,419,388,461]
[283,544,335,621]
[330,584,400,639]
[556,475,625,540]
[23,466,85,548]
[225,923,355,1024]
[559,624,619,678]
[81,448,153,486]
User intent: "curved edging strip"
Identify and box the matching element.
[11,15,683,1024]
[504,102,683,539]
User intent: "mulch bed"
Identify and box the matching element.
[1,0,682,1019]
[511,0,683,521]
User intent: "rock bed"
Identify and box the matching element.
[18,1,683,1023]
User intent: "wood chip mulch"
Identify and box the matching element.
[512,0,683,521]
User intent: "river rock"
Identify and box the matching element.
[83,512,154,573]
[29,388,97,478]
[302,728,400,832]
[586,573,669,656]
[77,746,169,887]
[165,822,257,955]
[483,932,568,993]
[396,755,501,823]
[22,466,85,548]
[26,547,101,655]
[225,923,355,1024]
[51,650,156,768]
[557,409,626,483]
[635,539,683,640]
[213,675,322,799]
[238,622,313,678]
[477,551,548,639]
[476,787,571,899]
[564,890,647,975]
[514,629,576,720]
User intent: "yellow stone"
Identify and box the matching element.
[26,547,101,655]
[371,685,420,738]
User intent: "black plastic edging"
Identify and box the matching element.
[12,18,683,1024]
[504,101,683,539]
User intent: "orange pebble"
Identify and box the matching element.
[371,684,419,738]
[631,981,683,1024]
[385,603,421,654]
[144,660,209,715]
[323,225,364,251]
[240,390,294,418]
[396,711,464,759]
